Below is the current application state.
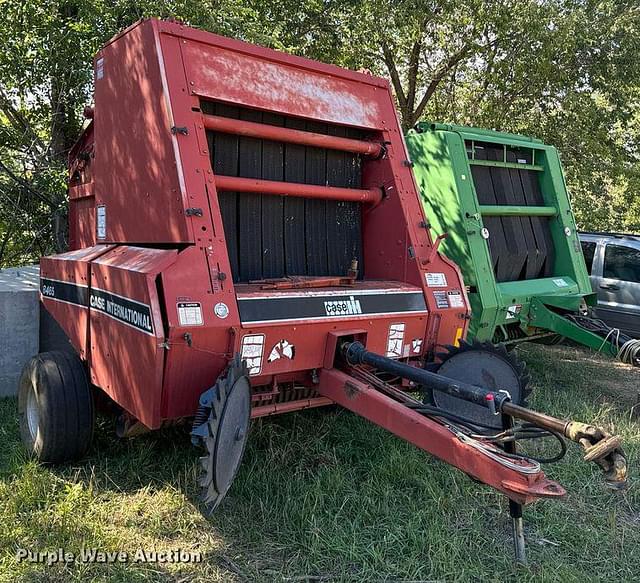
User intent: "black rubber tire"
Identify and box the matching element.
[18,351,95,463]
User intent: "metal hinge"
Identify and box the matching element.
[171,126,189,135]
[185,207,203,217]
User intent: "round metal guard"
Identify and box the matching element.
[432,341,530,430]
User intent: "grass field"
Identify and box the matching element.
[0,343,639,582]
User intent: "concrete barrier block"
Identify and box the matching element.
[0,266,40,397]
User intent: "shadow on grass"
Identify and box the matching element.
[1,343,639,582]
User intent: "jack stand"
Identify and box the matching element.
[509,499,526,565]
[502,412,527,565]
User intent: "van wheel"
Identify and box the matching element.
[18,351,94,463]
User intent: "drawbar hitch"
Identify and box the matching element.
[342,341,628,564]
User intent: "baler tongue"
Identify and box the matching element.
[321,340,627,564]
[503,408,628,489]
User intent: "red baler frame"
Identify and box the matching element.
[42,19,565,505]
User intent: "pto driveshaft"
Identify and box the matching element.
[342,342,627,489]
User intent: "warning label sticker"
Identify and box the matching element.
[386,323,405,358]
[425,272,448,287]
[553,278,568,287]
[433,291,449,309]
[177,302,203,326]
[447,290,464,308]
[97,205,106,240]
[241,334,265,376]
[506,304,523,320]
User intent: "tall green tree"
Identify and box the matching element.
[0,0,638,267]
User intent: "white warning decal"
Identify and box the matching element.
[386,323,405,358]
[425,272,447,287]
[97,205,106,240]
[177,302,203,326]
[241,334,265,376]
[447,290,464,308]
[267,339,295,362]
[506,304,523,320]
[553,278,568,287]
[96,57,104,80]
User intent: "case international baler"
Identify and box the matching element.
[19,19,626,563]
[406,123,640,365]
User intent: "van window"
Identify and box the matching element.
[580,241,597,274]
[603,244,640,283]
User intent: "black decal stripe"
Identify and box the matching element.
[40,278,88,307]
[238,292,427,324]
[89,288,154,335]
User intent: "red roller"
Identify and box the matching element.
[203,114,384,157]
[214,174,382,204]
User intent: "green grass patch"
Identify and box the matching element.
[1,344,639,582]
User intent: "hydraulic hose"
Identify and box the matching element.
[341,341,628,489]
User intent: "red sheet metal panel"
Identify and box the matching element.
[40,246,114,359]
[93,21,191,244]
[158,245,237,420]
[89,246,178,428]
[174,28,387,130]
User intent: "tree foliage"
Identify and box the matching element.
[0,0,638,266]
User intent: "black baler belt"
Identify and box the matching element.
[283,117,307,276]
[210,103,240,279]
[518,169,555,277]
[237,108,264,282]
[207,104,364,283]
[304,120,330,276]
[484,145,527,282]
[504,164,543,279]
[260,112,286,279]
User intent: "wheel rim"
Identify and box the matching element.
[26,381,39,441]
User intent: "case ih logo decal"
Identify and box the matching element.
[40,278,154,336]
[238,290,427,324]
[324,296,363,316]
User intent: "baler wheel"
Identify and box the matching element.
[18,351,94,463]
[428,340,531,430]
[191,356,251,513]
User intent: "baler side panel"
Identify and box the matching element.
[93,22,190,244]
[89,247,178,429]
[68,121,96,250]
[537,147,592,295]
[39,245,114,359]
[406,130,499,341]
[360,127,470,350]
[159,245,239,421]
